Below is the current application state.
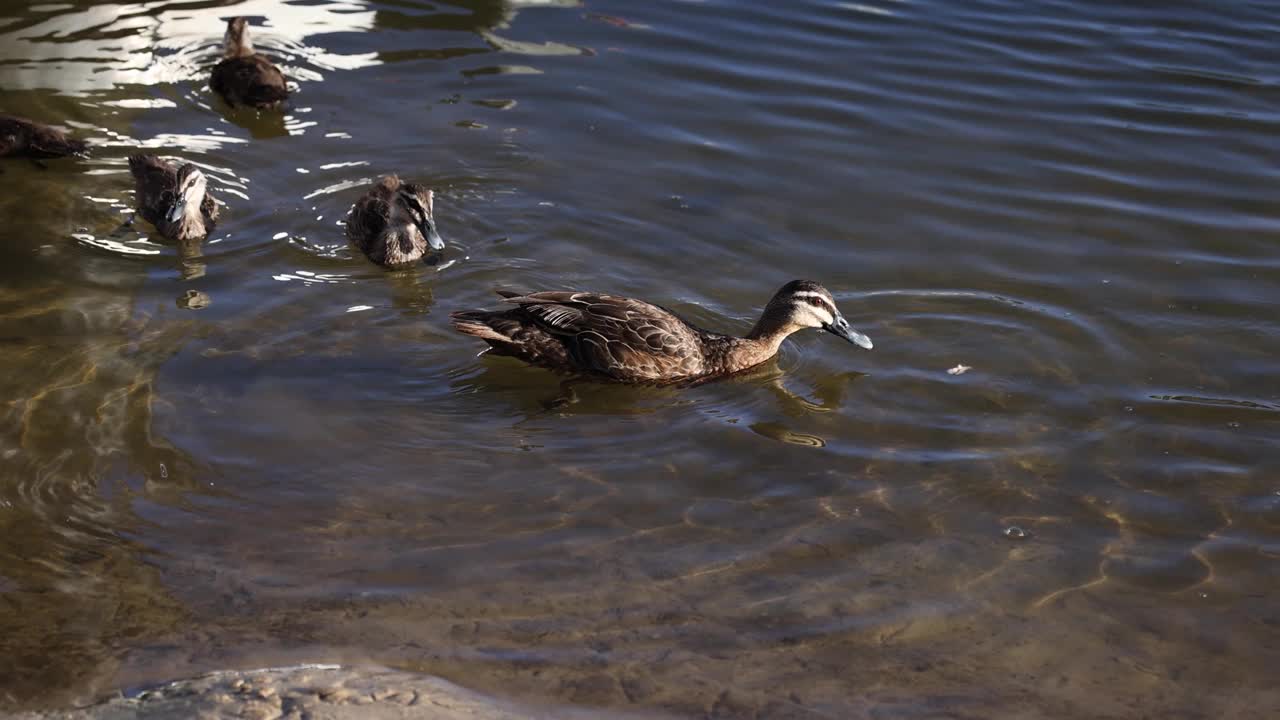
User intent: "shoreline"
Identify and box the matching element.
[13,664,659,720]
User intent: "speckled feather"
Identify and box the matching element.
[345,176,434,267]
[211,55,288,108]
[210,19,288,109]
[451,281,873,384]
[451,290,752,383]
[127,154,218,241]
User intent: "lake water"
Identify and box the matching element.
[1,0,1278,716]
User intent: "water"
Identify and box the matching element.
[1,0,1278,716]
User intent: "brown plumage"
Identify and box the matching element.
[127,154,219,242]
[346,175,445,267]
[450,280,874,384]
[210,17,289,108]
[0,114,87,158]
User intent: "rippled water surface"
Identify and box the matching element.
[2,0,1279,716]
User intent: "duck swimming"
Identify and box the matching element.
[0,114,87,159]
[210,17,289,109]
[346,175,445,267]
[127,154,219,242]
[450,280,873,384]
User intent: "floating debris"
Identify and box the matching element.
[947,364,971,376]
[1003,526,1030,540]
[584,13,651,29]
[177,290,211,310]
[471,98,517,110]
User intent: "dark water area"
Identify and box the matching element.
[1,0,1278,717]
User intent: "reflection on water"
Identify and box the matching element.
[2,0,1280,716]
[0,0,380,93]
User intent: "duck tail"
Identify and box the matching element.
[449,311,512,343]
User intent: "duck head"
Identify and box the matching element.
[395,184,445,252]
[761,280,873,349]
[166,164,208,224]
[223,17,254,58]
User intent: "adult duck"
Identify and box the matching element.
[346,175,445,267]
[450,280,873,384]
[0,114,87,159]
[127,154,219,242]
[210,17,288,109]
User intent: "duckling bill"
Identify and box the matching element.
[346,175,444,267]
[127,154,219,242]
[0,114,87,159]
[210,17,289,109]
[451,280,872,384]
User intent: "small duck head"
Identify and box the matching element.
[393,183,445,252]
[166,163,208,224]
[223,17,254,58]
[758,280,873,349]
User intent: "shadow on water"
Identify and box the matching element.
[215,103,290,140]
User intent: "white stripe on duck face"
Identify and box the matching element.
[789,291,836,326]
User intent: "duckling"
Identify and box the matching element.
[450,280,873,384]
[210,17,289,109]
[0,114,87,159]
[127,154,219,242]
[346,175,445,267]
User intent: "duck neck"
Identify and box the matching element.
[171,202,206,241]
[747,304,798,344]
[722,309,796,371]
[226,32,253,59]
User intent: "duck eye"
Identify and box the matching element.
[402,196,427,223]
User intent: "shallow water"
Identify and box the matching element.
[1,0,1278,716]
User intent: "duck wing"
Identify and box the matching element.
[127,154,178,228]
[345,185,393,259]
[0,115,20,156]
[200,190,219,227]
[499,291,706,381]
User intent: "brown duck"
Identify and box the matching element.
[0,114,87,159]
[346,175,445,267]
[450,280,873,384]
[127,154,219,242]
[210,18,288,108]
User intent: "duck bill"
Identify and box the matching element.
[166,197,187,224]
[825,315,873,350]
[425,224,445,251]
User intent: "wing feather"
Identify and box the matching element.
[494,290,704,380]
[346,180,396,255]
[128,154,178,228]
